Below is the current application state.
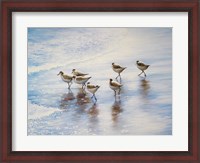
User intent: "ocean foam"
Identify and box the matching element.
[28,101,61,120]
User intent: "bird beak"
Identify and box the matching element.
[57,73,60,76]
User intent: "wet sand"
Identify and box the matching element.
[28,51,172,135]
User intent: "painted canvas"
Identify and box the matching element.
[28,28,172,135]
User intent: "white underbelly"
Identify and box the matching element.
[87,88,98,94]
[61,76,71,83]
[137,65,147,71]
[109,85,120,91]
[113,67,123,73]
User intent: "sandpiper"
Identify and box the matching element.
[109,79,123,96]
[136,60,150,77]
[73,76,91,89]
[57,71,73,89]
[72,69,88,76]
[112,63,126,79]
[86,82,100,101]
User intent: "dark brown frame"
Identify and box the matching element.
[1,0,199,162]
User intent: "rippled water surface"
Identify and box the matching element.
[28,28,172,135]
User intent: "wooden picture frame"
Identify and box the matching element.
[1,0,199,162]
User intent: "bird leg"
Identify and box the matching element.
[94,94,97,101]
[117,73,122,79]
[82,84,85,89]
[68,82,73,89]
[138,71,143,76]
[114,90,116,96]
[143,71,147,77]
[118,77,122,83]
[67,83,71,89]
[82,89,86,94]
[118,88,121,94]
[68,88,72,93]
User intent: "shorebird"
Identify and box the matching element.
[72,69,88,76]
[86,82,100,101]
[112,63,126,79]
[73,76,91,89]
[136,60,150,77]
[109,79,123,96]
[57,71,73,89]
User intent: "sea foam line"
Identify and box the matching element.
[28,101,61,120]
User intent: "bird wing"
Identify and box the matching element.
[137,62,146,66]
[75,76,84,81]
[76,71,88,76]
[63,74,73,79]
[76,76,91,81]
[113,64,122,69]
[87,84,96,89]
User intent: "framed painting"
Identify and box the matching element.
[1,0,199,162]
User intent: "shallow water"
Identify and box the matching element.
[28,28,172,135]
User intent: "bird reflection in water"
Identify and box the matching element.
[59,88,75,109]
[88,104,99,117]
[76,88,90,107]
[112,98,122,122]
[87,104,99,134]
[140,79,150,97]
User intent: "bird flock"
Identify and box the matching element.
[57,60,150,102]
